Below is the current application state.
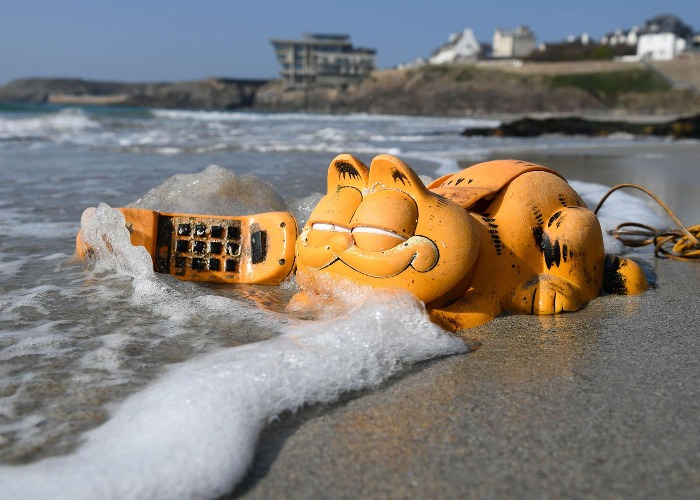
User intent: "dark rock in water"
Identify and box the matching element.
[462,115,700,139]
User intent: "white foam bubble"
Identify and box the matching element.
[128,164,288,216]
[78,205,154,278]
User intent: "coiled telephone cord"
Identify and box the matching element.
[594,184,700,262]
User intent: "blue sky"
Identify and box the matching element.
[1,0,698,84]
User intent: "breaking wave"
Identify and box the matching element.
[0,108,99,140]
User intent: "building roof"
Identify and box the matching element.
[270,37,350,47]
[496,25,535,40]
[431,29,479,56]
[641,14,694,38]
[270,33,376,53]
[303,33,350,41]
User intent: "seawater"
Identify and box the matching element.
[0,105,664,498]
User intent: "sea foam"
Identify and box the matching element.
[128,164,288,216]
[0,226,468,499]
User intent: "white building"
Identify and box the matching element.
[397,57,428,70]
[429,29,481,65]
[601,27,639,46]
[492,26,536,59]
[637,32,687,60]
[635,14,694,60]
[567,33,590,45]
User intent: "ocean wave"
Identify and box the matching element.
[0,108,99,140]
[246,142,403,156]
[150,108,498,128]
[150,109,342,122]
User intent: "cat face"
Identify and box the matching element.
[295,154,480,304]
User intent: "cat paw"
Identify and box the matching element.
[511,275,585,315]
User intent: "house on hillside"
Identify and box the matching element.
[600,27,640,47]
[638,32,687,60]
[492,26,536,59]
[636,14,694,60]
[429,29,481,65]
[396,57,428,70]
[270,33,376,88]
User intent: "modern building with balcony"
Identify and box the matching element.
[270,33,376,88]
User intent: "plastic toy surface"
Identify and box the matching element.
[76,208,297,285]
[76,154,648,331]
[295,154,647,331]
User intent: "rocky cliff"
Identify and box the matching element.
[254,64,700,117]
[2,61,700,117]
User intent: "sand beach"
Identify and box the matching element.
[233,142,700,499]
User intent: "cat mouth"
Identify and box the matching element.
[297,224,438,278]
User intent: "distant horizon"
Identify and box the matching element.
[1,1,698,85]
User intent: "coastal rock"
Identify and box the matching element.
[0,78,267,110]
[123,79,267,109]
[461,115,700,139]
[0,78,152,104]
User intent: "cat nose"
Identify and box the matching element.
[329,232,354,253]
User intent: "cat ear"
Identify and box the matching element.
[327,154,370,192]
[367,154,430,197]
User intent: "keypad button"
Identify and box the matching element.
[176,240,189,253]
[194,224,207,237]
[210,242,222,254]
[227,226,241,240]
[209,258,220,271]
[210,226,223,238]
[193,241,206,254]
[226,242,240,256]
[192,258,205,270]
[177,224,191,236]
[225,259,237,272]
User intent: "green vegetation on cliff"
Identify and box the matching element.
[256,62,697,116]
[549,68,671,104]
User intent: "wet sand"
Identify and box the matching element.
[232,142,700,499]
